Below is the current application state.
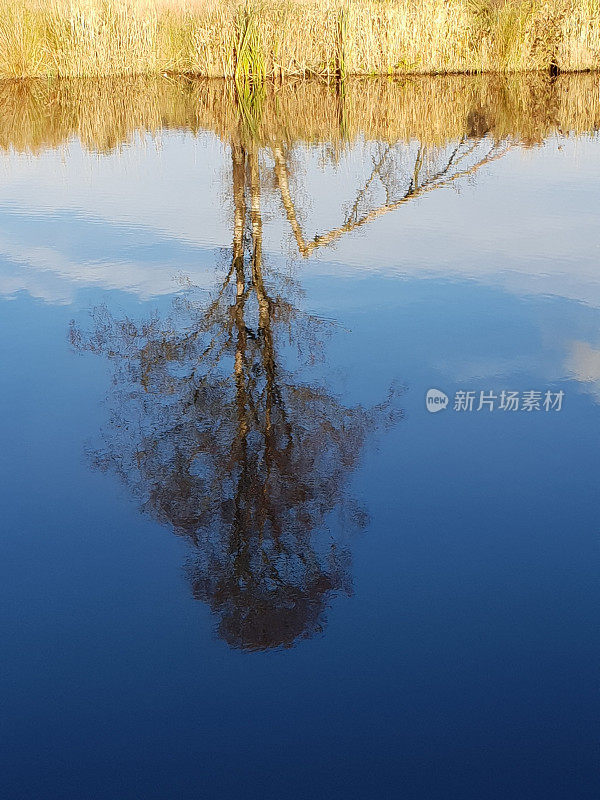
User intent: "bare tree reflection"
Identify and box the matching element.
[71,138,400,651]
[72,119,510,651]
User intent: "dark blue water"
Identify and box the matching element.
[1,83,599,799]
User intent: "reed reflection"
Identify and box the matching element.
[1,73,598,155]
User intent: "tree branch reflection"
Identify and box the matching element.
[272,136,513,257]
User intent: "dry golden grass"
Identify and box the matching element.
[0,73,597,154]
[0,0,597,78]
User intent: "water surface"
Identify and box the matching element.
[1,75,599,799]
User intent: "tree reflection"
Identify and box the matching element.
[72,116,510,650]
[72,138,400,651]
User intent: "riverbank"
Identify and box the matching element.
[0,0,598,79]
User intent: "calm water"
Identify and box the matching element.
[1,75,599,799]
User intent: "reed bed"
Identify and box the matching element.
[0,0,598,79]
[0,73,597,154]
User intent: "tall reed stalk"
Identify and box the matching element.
[337,7,348,81]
